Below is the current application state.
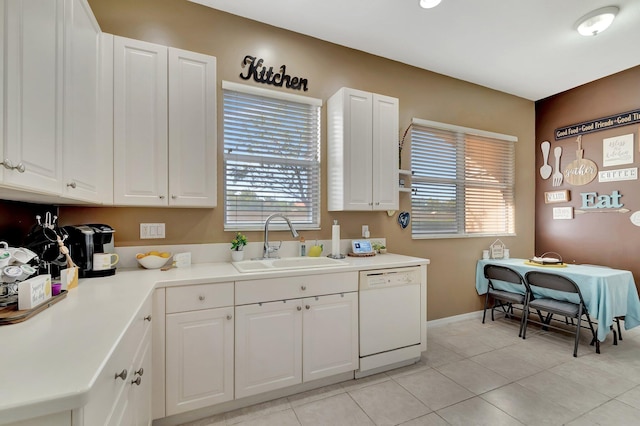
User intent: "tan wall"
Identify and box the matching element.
[535,65,640,285]
[57,0,535,320]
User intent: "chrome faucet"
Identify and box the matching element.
[263,214,299,259]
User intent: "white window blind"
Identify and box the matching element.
[223,81,322,230]
[410,119,516,238]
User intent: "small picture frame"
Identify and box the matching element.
[544,190,570,204]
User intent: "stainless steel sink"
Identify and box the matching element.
[232,256,348,273]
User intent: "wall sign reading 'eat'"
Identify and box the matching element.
[580,190,623,209]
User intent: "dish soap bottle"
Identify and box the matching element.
[299,236,306,256]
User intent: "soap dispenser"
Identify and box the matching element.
[299,237,306,256]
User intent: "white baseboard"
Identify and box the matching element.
[427,310,483,329]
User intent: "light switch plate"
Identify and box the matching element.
[140,223,166,239]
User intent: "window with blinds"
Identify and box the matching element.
[410,118,516,238]
[222,81,322,230]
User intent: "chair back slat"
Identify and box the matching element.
[484,264,525,286]
[525,271,578,294]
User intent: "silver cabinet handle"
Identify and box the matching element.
[305,305,310,310]
[135,368,144,376]
[375,202,380,205]
[115,369,127,380]
[198,295,205,301]
[159,195,165,199]
[300,285,307,291]
[131,376,142,386]
[171,195,177,199]
[226,314,232,320]
[66,182,77,188]
[297,306,302,311]
[144,315,152,322]
[1,159,26,173]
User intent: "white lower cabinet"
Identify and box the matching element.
[164,283,235,416]
[235,300,303,399]
[75,295,153,426]
[165,306,234,415]
[159,273,358,417]
[235,292,358,399]
[302,292,359,382]
[106,326,152,426]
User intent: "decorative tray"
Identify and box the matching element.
[524,260,567,268]
[526,252,566,267]
[0,290,68,325]
[527,251,563,265]
[348,252,376,257]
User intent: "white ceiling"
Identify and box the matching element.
[189,0,640,101]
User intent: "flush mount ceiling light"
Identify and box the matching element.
[419,0,441,9]
[575,6,619,36]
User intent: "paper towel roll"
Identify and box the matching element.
[332,223,340,256]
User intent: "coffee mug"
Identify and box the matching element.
[93,253,119,271]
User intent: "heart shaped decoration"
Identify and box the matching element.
[398,211,410,229]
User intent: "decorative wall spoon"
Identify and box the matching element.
[540,141,552,179]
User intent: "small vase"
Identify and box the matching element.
[231,250,244,262]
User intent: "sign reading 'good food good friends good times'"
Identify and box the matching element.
[554,108,640,140]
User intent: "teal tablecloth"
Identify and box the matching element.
[476,258,640,342]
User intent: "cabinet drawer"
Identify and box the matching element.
[235,272,358,305]
[166,282,234,313]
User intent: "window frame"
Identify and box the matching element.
[222,81,322,231]
[409,118,517,239]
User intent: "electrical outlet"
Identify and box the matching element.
[140,223,166,239]
[362,225,369,238]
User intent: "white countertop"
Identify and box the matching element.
[0,254,428,424]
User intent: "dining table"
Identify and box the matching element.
[475,258,640,342]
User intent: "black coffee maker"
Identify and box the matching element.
[63,224,116,278]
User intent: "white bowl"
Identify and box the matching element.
[136,254,171,269]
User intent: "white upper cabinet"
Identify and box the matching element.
[2,0,105,203]
[168,48,217,207]
[62,0,102,202]
[3,0,64,194]
[327,87,399,211]
[113,36,169,206]
[113,36,217,207]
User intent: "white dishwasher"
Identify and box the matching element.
[357,266,423,377]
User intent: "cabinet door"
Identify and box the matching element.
[113,36,168,206]
[4,0,64,193]
[235,300,302,398]
[131,331,152,426]
[168,48,217,207]
[62,0,101,202]
[166,306,234,415]
[327,88,373,211]
[303,292,358,382]
[372,94,399,210]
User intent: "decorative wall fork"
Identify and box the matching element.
[552,146,563,187]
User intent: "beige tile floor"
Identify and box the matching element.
[181,316,640,426]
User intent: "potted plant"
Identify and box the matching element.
[372,241,387,254]
[230,232,247,261]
